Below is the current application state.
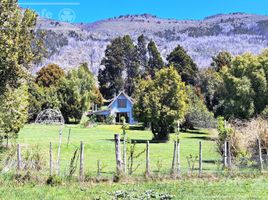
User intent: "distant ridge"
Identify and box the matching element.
[35,12,268,75]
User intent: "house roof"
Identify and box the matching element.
[87,91,134,116]
[108,91,134,108]
[87,109,110,116]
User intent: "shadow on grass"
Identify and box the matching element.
[180,129,208,135]
[203,159,220,164]
[104,139,168,144]
[127,125,145,131]
[187,136,216,141]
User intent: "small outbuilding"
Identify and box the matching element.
[88,91,136,124]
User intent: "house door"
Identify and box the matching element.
[116,112,130,123]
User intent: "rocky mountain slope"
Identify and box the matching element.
[35,13,268,74]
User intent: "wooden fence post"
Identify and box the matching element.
[97,160,101,177]
[171,141,177,176]
[17,144,21,171]
[227,141,232,169]
[67,128,71,148]
[79,141,84,181]
[49,142,53,176]
[177,140,181,177]
[114,134,123,176]
[199,141,202,177]
[145,141,150,177]
[123,134,127,174]
[223,140,227,168]
[56,128,63,175]
[257,138,263,172]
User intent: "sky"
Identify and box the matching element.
[19,0,268,23]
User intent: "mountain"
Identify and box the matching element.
[35,12,268,74]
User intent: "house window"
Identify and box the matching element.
[118,99,127,108]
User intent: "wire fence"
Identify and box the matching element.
[1,133,266,182]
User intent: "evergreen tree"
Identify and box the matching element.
[98,36,140,98]
[136,34,148,70]
[146,40,164,78]
[212,51,233,72]
[122,35,140,96]
[98,37,125,99]
[167,45,198,85]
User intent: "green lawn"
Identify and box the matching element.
[1,177,268,199]
[16,124,219,177]
[1,125,265,199]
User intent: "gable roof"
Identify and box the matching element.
[108,91,134,108]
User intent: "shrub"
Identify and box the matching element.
[216,117,247,158]
[46,175,63,186]
[106,115,115,125]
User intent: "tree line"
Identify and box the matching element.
[2,1,268,141]
[0,1,101,141]
[98,35,268,140]
[98,34,198,100]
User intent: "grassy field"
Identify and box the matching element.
[16,124,220,176]
[0,124,266,199]
[1,177,268,199]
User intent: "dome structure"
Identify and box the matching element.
[35,109,65,125]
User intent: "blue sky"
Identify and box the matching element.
[19,0,268,23]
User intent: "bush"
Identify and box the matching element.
[106,115,115,125]
[181,87,216,130]
[216,117,247,158]
[46,175,63,186]
[80,114,96,128]
[217,117,268,164]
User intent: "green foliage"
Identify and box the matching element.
[122,35,140,96]
[220,53,267,119]
[36,64,65,87]
[27,82,60,122]
[167,45,198,85]
[146,40,164,78]
[0,85,29,139]
[217,117,232,141]
[0,1,39,93]
[105,115,115,124]
[182,87,215,130]
[0,0,41,136]
[98,37,124,99]
[200,50,268,120]
[212,51,233,72]
[98,35,141,99]
[198,68,224,116]
[46,175,63,186]
[58,63,96,123]
[134,67,188,140]
[136,34,148,70]
[79,114,96,128]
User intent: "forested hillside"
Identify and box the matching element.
[36,12,268,73]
